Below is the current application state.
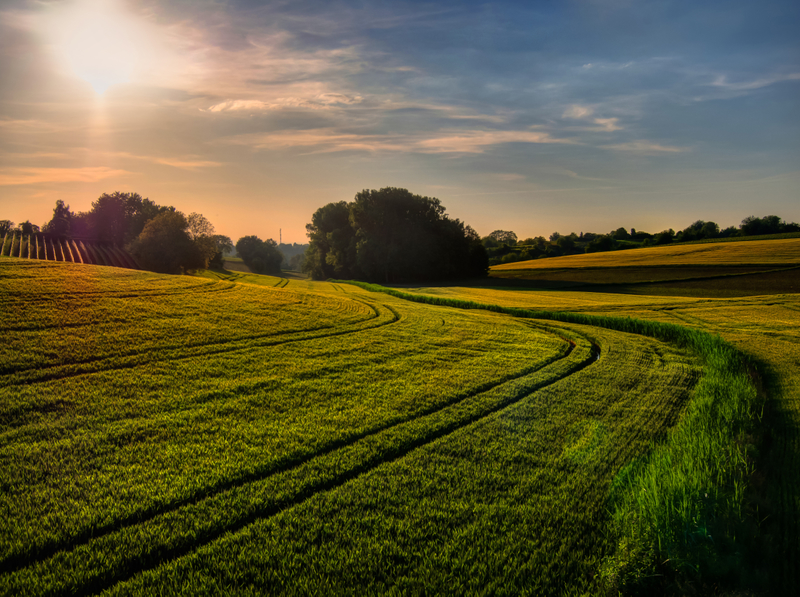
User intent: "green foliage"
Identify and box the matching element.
[18,221,39,235]
[0,260,717,595]
[41,200,72,238]
[128,211,204,274]
[741,215,800,236]
[235,235,283,275]
[304,188,488,282]
[208,235,233,269]
[485,230,518,245]
[586,234,616,253]
[675,219,720,242]
[334,280,760,591]
[71,192,164,244]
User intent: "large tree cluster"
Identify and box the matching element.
[30,193,231,274]
[303,187,488,283]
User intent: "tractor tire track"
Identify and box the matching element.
[0,329,594,592]
[0,297,394,386]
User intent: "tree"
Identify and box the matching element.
[557,235,576,253]
[128,211,202,274]
[236,235,283,275]
[303,201,356,280]
[677,220,719,242]
[304,187,487,282]
[74,192,165,244]
[653,229,675,245]
[19,221,40,235]
[612,227,630,240]
[586,235,616,253]
[209,235,234,269]
[187,213,215,240]
[740,215,798,236]
[42,200,73,238]
[487,230,518,246]
[0,220,13,237]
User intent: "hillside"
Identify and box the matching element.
[0,257,744,594]
[488,237,800,296]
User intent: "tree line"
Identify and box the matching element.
[484,215,800,265]
[9,189,789,279]
[0,193,300,277]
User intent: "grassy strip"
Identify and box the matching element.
[334,279,760,590]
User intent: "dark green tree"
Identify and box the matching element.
[236,235,283,275]
[677,220,719,242]
[19,221,40,235]
[74,192,164,244]
[304,187,487,282]
[486,230,518,245]
[303,201,357,280]
[586,235,616,253]
[612,227,630,240]
[740,215,799,236]
[128,211,202,274]
[209,235,234,269]
[42,200,73,238]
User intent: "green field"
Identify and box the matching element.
[406,239,800,592]
[1,256,752,595]
[3,237,792,594]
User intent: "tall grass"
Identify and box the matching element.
[334,279,760,589]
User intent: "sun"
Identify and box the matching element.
[49,0,142,94]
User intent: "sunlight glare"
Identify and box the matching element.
[51,0,141,94]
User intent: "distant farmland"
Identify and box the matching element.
[0,257,757,594]
[488,237,800,296]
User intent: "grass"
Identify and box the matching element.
[402,282,800,592]
[0,258,717,595]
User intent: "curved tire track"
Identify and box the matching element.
[0,328,598,597]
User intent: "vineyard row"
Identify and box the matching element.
[0,232,138,270]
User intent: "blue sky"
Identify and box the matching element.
[0,0,797,243]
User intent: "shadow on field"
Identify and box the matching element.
[432,264,800,298]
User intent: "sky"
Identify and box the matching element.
[1,0,798,244]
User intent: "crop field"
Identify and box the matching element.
[492,237,800,271]
[487,237,800,297]
[406,241,800,593]
[0,257,723,595]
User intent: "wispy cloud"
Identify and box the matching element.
[103,151,222,170]
[0,167,129,186]
[710,73,800,91]
[562,104,594,119]
[561,105,622,131]
[206,93,364,112]
[601,141,689,154]
[416,130,576,153]
[222,127,576,154]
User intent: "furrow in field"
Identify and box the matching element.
[0,280,235,304]
[0,299,398,391]
[0,329,597,595]
[0,317,570,567]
